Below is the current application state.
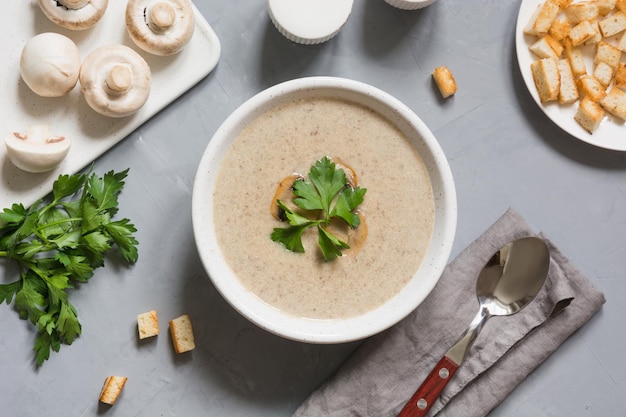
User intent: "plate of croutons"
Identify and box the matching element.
[516,0,626,150]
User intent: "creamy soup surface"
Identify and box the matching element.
[213,97,434,319]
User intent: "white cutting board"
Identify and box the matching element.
[0,1,220,208]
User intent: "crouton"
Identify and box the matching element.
[584,21,603,44]
[617,0,626,12]
[600,87,626,120]
[598,11,626,37]
[575,96,606,132]
[432,66,457,98]
[529,34,564,58]
[570,20,599,45]
[598,0,618,15]
[532,58,561,102]
[615,64,626,90]
[137,310,159,339]
[169,314,195,353]
[565,1,600,24]
[563,38,588,76]
[578,74,608,100]
[595,41,622,68]
[593,61,615,88]
[558,59,580,103]
[99,376,127,406]
[618,30,626,51]
[525,1,561,36]
[549,16,572,40]
[552,0,574,8]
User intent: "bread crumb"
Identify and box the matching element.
[99,376,127,405]
[137,310,159,339]
[432,66,457,98]
[169,314,195,353]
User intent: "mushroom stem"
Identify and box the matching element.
[148,2,176,31]
[106,65,133,93]
[58,0,90,9]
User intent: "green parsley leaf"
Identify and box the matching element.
[271,157,366,261]
[0,168,138,366]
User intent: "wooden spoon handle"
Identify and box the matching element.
[397,355,459,417]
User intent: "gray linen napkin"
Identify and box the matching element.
[293,208,606,417]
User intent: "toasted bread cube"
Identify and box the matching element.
[615,64,626,90]
[617,0,626,12]
[549,17,572,40]
[598,0,617,15]
[552,0,574,8]
[618,30,626,51]
[558,59,580,103]
[531,58,561,102]
[596,41,622,68]
[169,314,195,353]
[432,66,457,98]
[600,87,626,120]
[598,11,626,37]
[593,61,615,88]
[563,38,588,76]
[578,74,608,100]
[570,20,599,45]
[99,376,127,406]
[524,1,561,36]
[584,21,603,44]
[529,34,564,58]
[575,97,605,133]
[565,1,600,24]
[137,310,159,339]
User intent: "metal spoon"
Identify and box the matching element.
[397,236,550,417]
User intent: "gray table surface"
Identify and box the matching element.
[2,1,626,416]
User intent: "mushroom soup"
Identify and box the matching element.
[213,97,435,319]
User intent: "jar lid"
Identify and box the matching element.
[384,0,438,10]
[268,0,354,44]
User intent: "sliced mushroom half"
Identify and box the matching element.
[332,156,358,188]
[5,125,71,173]
[325,211,368,256]
[20,32,81,98]
[125,0,196,56]
[38,0,109,30]
[79,45,152,118]
[270,173,304,221]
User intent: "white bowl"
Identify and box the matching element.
[192,77,456,344]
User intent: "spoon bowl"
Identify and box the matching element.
[398,236,550,417]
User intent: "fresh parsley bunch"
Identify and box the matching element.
[271,157,366,261]
[0,169,138,366]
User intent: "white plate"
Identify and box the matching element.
[515,0,626,151]
[0,1,221,208]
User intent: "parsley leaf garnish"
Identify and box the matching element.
[0,168,138,366]
[271,157,366,261]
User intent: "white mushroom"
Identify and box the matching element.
[125,0,195,56]
[79,45,152,118]
[20,32,81,98]
[38,0,109,30]
[5,125,71,173]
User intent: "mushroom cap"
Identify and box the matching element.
[38,0,109,31]
[5,125,71,173]
[125,0,195,56]
[20,32,81,98]
[79,45,152,118]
